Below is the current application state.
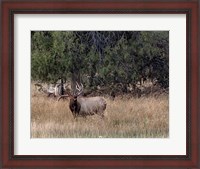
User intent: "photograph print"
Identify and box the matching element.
[31,31,169,138]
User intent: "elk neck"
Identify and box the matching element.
[69,97,81,114]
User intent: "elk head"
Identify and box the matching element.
[58,82,83,117]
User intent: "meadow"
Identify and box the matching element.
[31,85,169,138]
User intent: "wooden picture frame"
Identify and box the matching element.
[1,0,199,168]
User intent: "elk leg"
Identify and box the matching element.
[101,114,105,119]
[72,112,77,119]
[98,113,104,119]
[47,93,52,97]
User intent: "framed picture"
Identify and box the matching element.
[1,0,199,168]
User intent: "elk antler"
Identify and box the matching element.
[75,82,83,97]
[57,94,70,101]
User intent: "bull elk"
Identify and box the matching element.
[58,82,106,119]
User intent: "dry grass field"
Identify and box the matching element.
[31,85,169,138]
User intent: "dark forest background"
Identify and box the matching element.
[31,31,169,96]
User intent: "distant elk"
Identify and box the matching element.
[34,82,69,97]
[58,82,106,119]
[47,83,63,97]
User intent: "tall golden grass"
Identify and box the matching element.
[31,85,169,138]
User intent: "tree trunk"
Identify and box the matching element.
[71,69,81,94]
[61,78,64,95]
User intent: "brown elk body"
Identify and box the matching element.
[69,96,106,118]
[58,83,106,118]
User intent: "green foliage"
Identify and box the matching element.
[31,31,169,89]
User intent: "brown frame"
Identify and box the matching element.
[0,0,199,168]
